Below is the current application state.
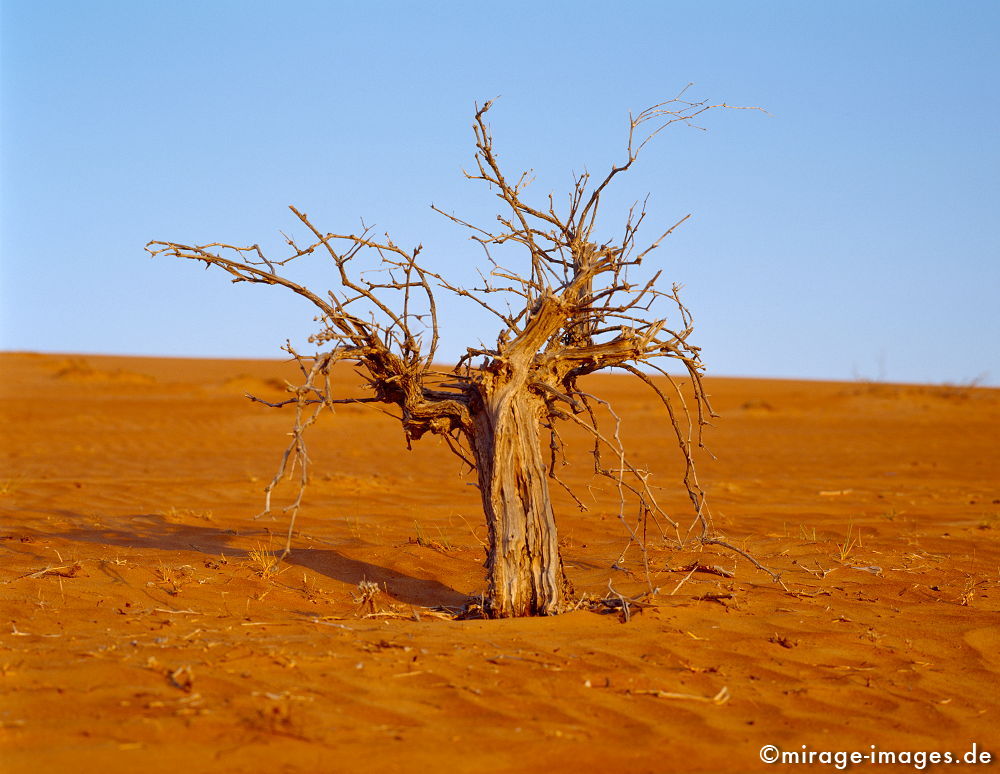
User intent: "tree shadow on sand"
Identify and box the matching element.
[285,550,468,608]
[43,510,467,608]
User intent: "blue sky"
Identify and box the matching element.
[2,0,998,385]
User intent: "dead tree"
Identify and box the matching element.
[148,89,764,617]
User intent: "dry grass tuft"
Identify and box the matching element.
[835,523,862,563]
[353,579,382,615]
[246,543,281,580]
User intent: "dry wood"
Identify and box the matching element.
[148,90,770,616]
[632,685,731,705]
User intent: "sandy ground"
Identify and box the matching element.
[1,352,998,773]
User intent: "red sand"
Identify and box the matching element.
[1,353,998,772]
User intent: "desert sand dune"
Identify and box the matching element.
[1,353,998,772]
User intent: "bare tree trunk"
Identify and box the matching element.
[469,383,567,617]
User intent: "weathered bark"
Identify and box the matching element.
[468,380,567,617]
